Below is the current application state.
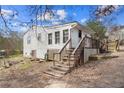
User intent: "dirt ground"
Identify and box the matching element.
[1,47,124,88]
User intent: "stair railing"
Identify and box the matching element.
[53,38,71,66]
[72,36,86,55]
[71,35,86,66]
[71,35,99,66]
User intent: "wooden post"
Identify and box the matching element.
[53,53,55,66]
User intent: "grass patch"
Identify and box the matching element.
[9,54,22,58]
[19,62,32,70]
[89,55,118,61]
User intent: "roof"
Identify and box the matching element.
[110,25,124,33]
[73,23,95,34]
[23,21,94,36]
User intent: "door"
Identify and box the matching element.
[80,49,84,65]
[71,29,81,48]
[31,50,36,58]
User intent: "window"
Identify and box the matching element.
[63,29,68,43]
[27,36,31,44]
[79,30,82,38]
[38,33,41,41]
[55,31,60,44]
[48,33,52,45]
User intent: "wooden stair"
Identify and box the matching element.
[43,62,73,78]
[44,36,92,78]
[43,48,75,78]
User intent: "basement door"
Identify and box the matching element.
[31,50,36,58]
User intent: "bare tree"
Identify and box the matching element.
[0,6,23,54]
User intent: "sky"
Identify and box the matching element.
[0,5,124,32]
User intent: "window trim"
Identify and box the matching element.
[63,29,69,43]
[55,31,60,44]
[48,33,52,45]
[37,33,41,41]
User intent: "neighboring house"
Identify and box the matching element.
[109,26,124,41]
[23,22,98,63]
[0,50,6,58]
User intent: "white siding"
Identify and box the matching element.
[71,28,80,48]
[47,25,71,49]
[70,28,91,48]
[23,30,38,57]
[23,22,94,59]
[23,28,47,59]
[23,24,72,59]
[84,48,98,63]
[36,30,47,59]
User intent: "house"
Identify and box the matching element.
[0,50,6,58]
[109,26,124,41]
[23,22,98,63]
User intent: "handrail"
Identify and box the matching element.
[72,36,86,55]
[58,38,71,54]
[53,38,71,64]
